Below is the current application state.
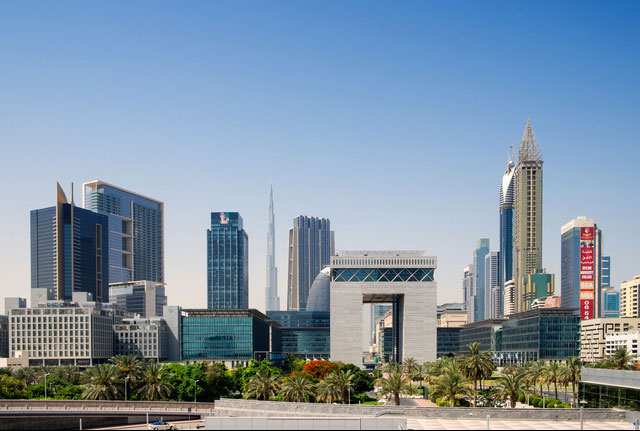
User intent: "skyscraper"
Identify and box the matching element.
[207,212,249,309]
[514,119,543,312]
[561,216,602,319]
[484,251,500,319]
[31,183,109,303]
[287,216,334,311]
[462,264,474,312]
[83,180,164,283]
[472,238,490,322]
[265,186,280,311]
[499,158,516,316]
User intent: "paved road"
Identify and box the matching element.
[90,419,204,430]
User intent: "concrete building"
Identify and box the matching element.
[265,186,280,311]
[462,265,474,313]
[605,332,640,360]
[472,239,490,322]
[580,317,640,363]
[484,251,500,319]
[31,183,109,303]
[4,298,26,315]
[83,180,164,284]
[109,280,167,318]
[514,119,543,312]
[531,295,562,310]
[330,250,437,366]
[207,212,249,309]
[561,217,602,320]
[372,310,394,363]
[438,310,468,328]
[8,301,114,367]
[113,317,168,361]
[503,279,516,316]
[287,216,334,311]
[621,276,640,317]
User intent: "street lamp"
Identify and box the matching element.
[124,376,130,402]
[194,380,200,403]
[44,373,51,401]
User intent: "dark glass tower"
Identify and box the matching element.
[207,212,249,309]
[31,183,109,302]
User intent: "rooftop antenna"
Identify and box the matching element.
[70,182,75,206]
[509,141,515,162]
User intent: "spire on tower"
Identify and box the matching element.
[518,118,542,163]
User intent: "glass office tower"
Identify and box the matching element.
[83,181,164,284]
[31,183,109,302]
[472,238,490,322]
[287,216,334,311]
[500,159,515,317]
[207,212,249,309]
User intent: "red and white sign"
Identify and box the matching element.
[580,227,595,321]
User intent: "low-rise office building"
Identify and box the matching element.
[437,327,461,357]
[438,310,468,328]
[8,302,114,367]
[580,317,640,363]
[114,317,168,361]
[605,332,640,359]
[266,311,329,360]
[580,368,640,409]
[179,309,282,367]
[497,308,579,364]
[459,319,505,353]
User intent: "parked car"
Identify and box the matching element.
[148,421,174,430]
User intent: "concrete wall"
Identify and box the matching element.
[213,399,627,422]
[581,367,640,390]
[205,416,406,430]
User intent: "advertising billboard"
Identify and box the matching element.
[580,227,595,320]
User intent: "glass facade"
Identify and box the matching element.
[84,182,164,283]
[332,268,434,283]
[207,212,249,309]
[181,310,276,361]
[31,204,109,302]
[459,320,503,352]
[580,382,640,410]
[602,288,620,318]
[473,238,490,322]
[437,327,461,357]
[267,311,329,358]
[498,309,579,363]
[109,281,167,318]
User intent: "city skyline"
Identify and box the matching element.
[1,2,639,312]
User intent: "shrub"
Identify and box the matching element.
[531,396,541,407]
[518,393,525,403]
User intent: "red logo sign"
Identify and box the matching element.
[581,227,594,240]
[580,299,594,320]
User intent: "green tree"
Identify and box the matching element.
[280,374,315,402]
[110,354,145,387]
[458,342,493,406]
[82,364,122,400]
[491,373,526,408]
[403,357,419,394]
[239,360,281,390]
[54,384,84,400]
[316,379,339,403]
[608,347,634,370]
[543,362,561,400]
[340,364,374,394]
[375,368,410,406]
[0,374,28,399]
[502,363,520,377]
[431,359,472,407]
[166,363,206,401]
[204,362,234,400]
[245,369,280,400]
[138,363,174,401]
[564,357,581,407]
[324,370,355,403]
[526,361,546,397]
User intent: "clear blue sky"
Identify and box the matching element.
[1,1,639,311]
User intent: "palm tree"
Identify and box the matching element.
[324,370,355,404]
[558,365,571,404]
[280,374,315,403]
[431,360,472,407]
[609,347,634,370]
[526,360,545,397]
[543,362,561,400]
[403,357,419,395]
[375,368,410,406]
[316,379,339,404]
[491,373,526,408]
[138,363,173,401]
[110,354,144,387]
[502,363,520,377]
[458,342,493,406]
[245,369,280,400]
[82,364,122,400]
[564,357,581,407]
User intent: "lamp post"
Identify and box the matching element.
[194,380,200,403]
[125,376,130,402]
[44,373,51,401]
